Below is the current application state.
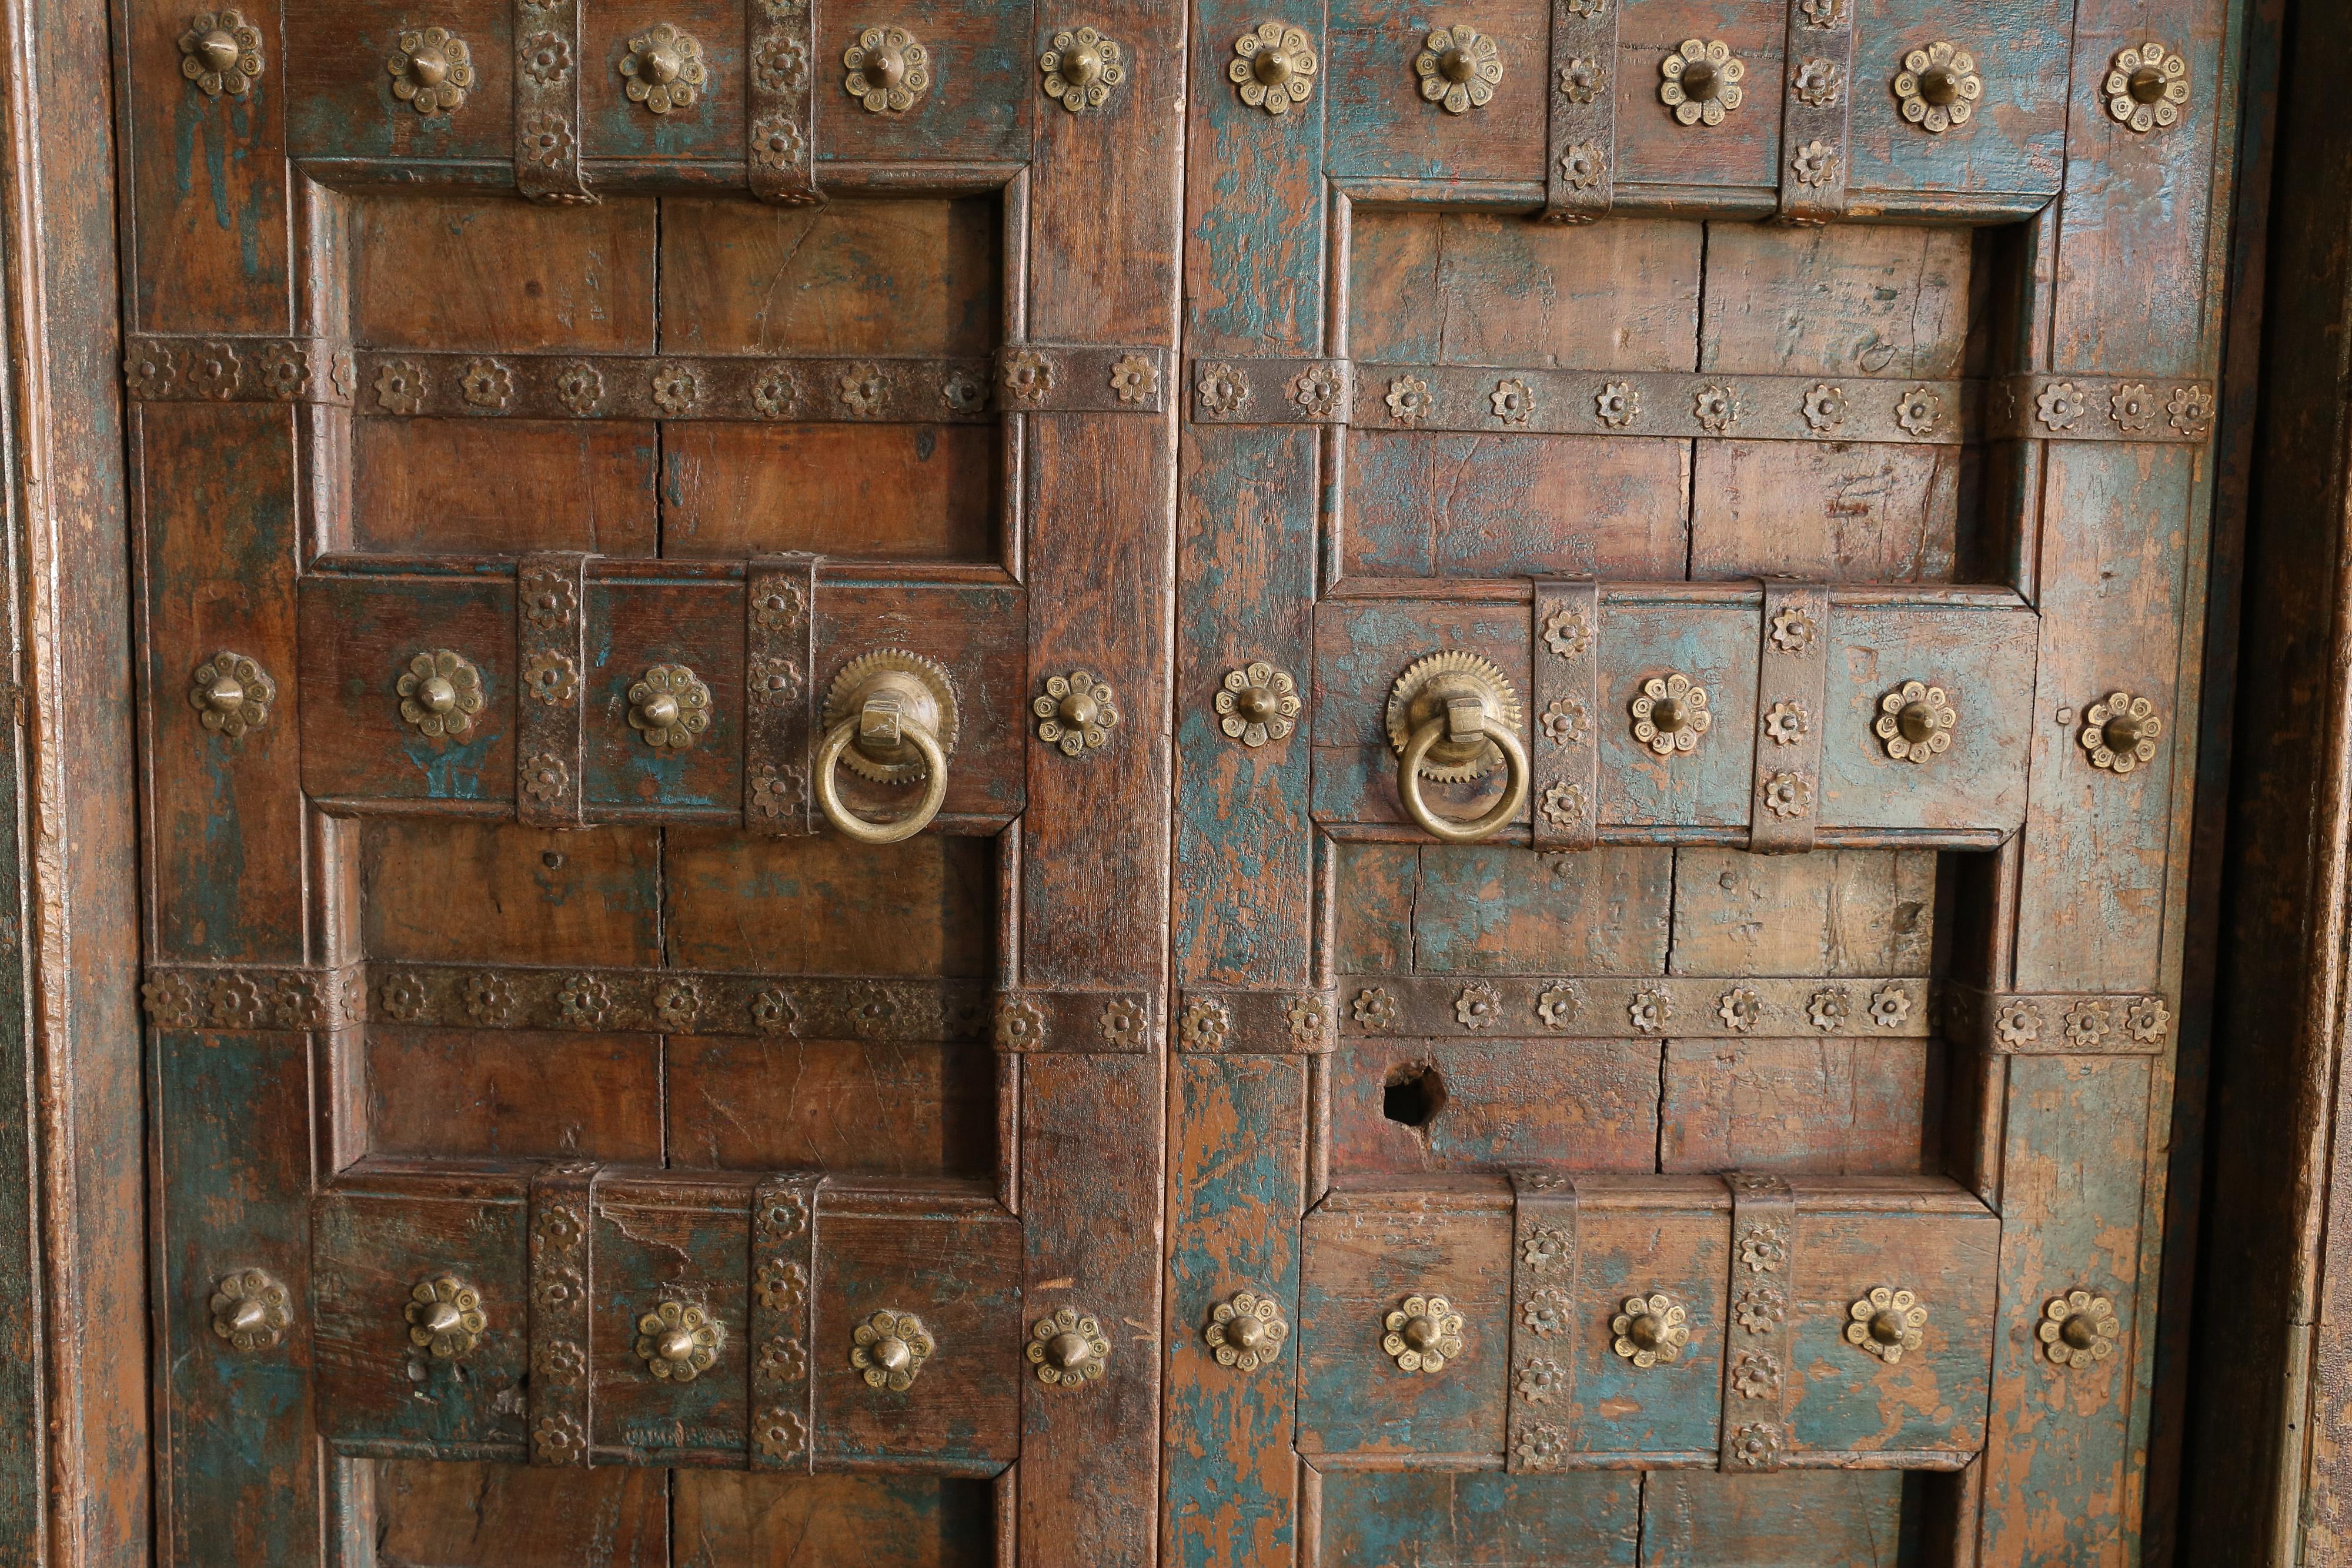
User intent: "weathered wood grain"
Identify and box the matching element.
[373,1460,670,1568]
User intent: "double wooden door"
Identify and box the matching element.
[122,1,2234,1563]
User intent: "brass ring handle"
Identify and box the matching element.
[1398,713,1529,843]
[815,713,948,845]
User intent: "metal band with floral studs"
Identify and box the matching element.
[851,1309,935,1390]
[181,10,263,98]
[1382,1292,1465,1373]
[2040,1289,2122,1371]
[629,664,712,749]
[1041,26,1123,113]
[191,651,275,741]
[1416,26,1502,115]
[1611,1292,1690,1369]
[406,1274,489,1359]
[620,23,707,115]
[397,650,486,740]
[210,1268,292,1352]
[389,27,475,116]
[1845,1285,1927,1363]
[1892,40,1980,133]
[845,26,930,113]
[2107,42,2188,135]
[1875,680,1955,763]
[1660,39,1742,126]
[1034,670,1120,758]
[1205,1289,1289,1372]
[2080,691,2162,774]
[636,1299,726,1381]
[1027,1306,1110,1387]
[1216,661,1300,748]
[1231,22,1317,115]
[1630,673,1710,755]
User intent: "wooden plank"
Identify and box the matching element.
[662,423,997,562]
[1324,0,1549,185]
[349,420,657,557]
[349,193,656,353]
[1659,1039,1932,1175]
[667,1037,998,1177]
[280,2,514,165]
[1667,848,1936,978]
[1321,1471,1641,1565]
[670,1473,995,1567]
[363,1027,664,1161]
[661,829,995,975]
[1639,1470,1905,1565]
[299,575,516,808]
[1329,1039,1661,1177]
[373,1461,670,1568]
[359,820,662,968]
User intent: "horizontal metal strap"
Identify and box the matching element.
[1335,975,1932,1040]
[990,988,1158,1054]
[1173,989,1338,1054]
[140,962,365,1031]
[1942,984,2172,1054]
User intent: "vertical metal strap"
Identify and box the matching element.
[1750,581,1829,853]
[1531,580,1601,850]
[747,1173,821,1472]
[517,552,589,828]
[514,0,597,205]
[1539,0,1617,225]
[1720,1172,1796,1473]
[747,0,822,206]
[744,556,818,835]
[1505,1170,1579,1473]
[1775,0,1855,225]
[527,1159,601,1466]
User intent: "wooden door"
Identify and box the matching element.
[1168,2,2233,1564]
[123,4,1175,1564]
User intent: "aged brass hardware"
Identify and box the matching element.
[397,650,486,740]
[1629,672,1711,757]
[1659,39,1742,126]
[635,1299,726,1381]
[1415,26,1502,115]
[388,27,475,116]
[1845,1285,1927,1363]
[1205,1289,1289,1372]
[1231,22,1317,115]
[1034,669,1120,757]
[620,23,707,115]
[190,651,275,741]
[406,1274,488,1359]
[1875,679,1955,763]
[1892,40,1979,133]
[817,650,957,844]
[844,25,930,113]
[180,10,262,98]
[2107,42,2187,135]
[2081,691,2162,774]
[1027,1306,1110,1388]
[1041,25,1124,113]
[627,663,712,750]
[1383,1292,1465,1373]
[1610,1292,1690,1368]
[1217,660,1300,748]
[209,1268,292,1352]
[2040,1289,2122,1370]
[851,1309,934,1390]
[1387,651,1529,844]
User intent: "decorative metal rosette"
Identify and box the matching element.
[209,1268,293,1351]
[190,650,276,740]
[387,26,475,116]
[397,648,486,740]
[1609,1292,1690,1369]
[1659,39,1743,126]
[2080,691,2161,774]
[1035,669,1120,758]
[1844,1285,1927,1363]
[405,1274,489,1359]
[1027,1305,1110,1388]
[851,1308,935,1391]
[628,663,713,750]
[1040,25,1124,113]
[620,22,707,116]
[845,25,931,113]
[1382,1292,1465,1373]
[1231,22,1317,115]
[636,1298,726,1382]
[1892,40,1980,134]
[1204,1289,1289,1372]
[2106,41,2188,135]
[2039,1289,2122,1371]
[1415,26,1502,115]
[1875,679,1955,763]
[1630,672,1710,756]
[1217,660,1301,748]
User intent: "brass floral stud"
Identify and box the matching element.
[2080,691,2161,775]
[387,26,475,116]
[846,25,931,113]
[1205,1289,1289,1372]
[1382,1292,1465,1373]
[405,1274,489,1360]
[209,1268,293,1351]
[2107,42,2189,135]
[1610,1292,1690,1369]
[2039,1289,2122,1370]
[1027,1305,1110,1388]
[1231,22,1317,115]
[397,649,486,741]
[1041,25,1124,113]
[628,663,713,750]
[1034,670,1120,758]
[180,10,264,98]
[1415,25,1502,115]
[1845,1285,1927,1363]
[190,651,275,741]
[1892,41,1980,133]
[1216,661,1301,748]
[1660,39,1743,126]
[851,1309,935,1390]
[620,22,708,116]
[1875,680,1955,763]
[636,1299,725,1381]
[1631,673,1711,756]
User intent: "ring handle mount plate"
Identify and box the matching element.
[816,649,958,844]
[1386,651,1530,844]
